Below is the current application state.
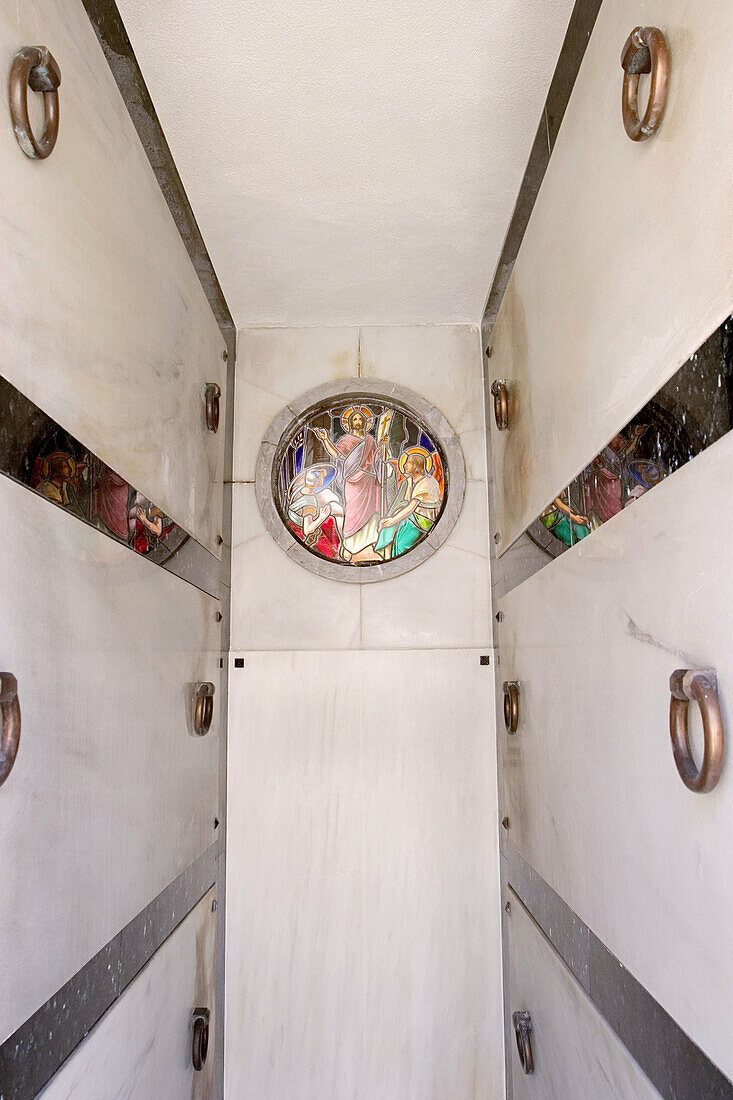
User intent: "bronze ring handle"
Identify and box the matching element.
[0,673,20,789]
[503,681,519,734]
[621,27,669,141]
[512,1011,534,1075]
[191,1007,210,1070]
[491,380,510,431]
[193,682,215,737]
[9,46,61,159]
[205,383,221,433]
[669,669,724,793]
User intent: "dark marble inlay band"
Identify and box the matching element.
[0,375,220,600]
[0,843,217,1100]
[80,0,235,359]
[525,315,733,563]
[482,0,604,330]
[504,842,733,1100]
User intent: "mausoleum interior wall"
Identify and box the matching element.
[224,324,504,1097]
[230,323,492,651]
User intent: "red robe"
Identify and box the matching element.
[335,433,380,538]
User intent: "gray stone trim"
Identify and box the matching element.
[482,0,604,333]
[504,841,733,1100]
[255,379,466,585]
[0,844,217,1099]
[154,529,222,600]
[65,7,234,1095]
[214,350,236,1099]
[80,0,235,358]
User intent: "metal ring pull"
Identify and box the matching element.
[491,379,510,431]
[9,46,61,159]
[512,1011,534,1075]
[0,673,21,789]
[669,669,724,793]
[503,681,519,734]
[205,383,221,433]
[191,1007,210,1070]
[193,682,215,737]
[621,26,669,141]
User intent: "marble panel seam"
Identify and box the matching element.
[79,0,234,346]
[504,841,733,1100]
[0,844,218,1100]
[482,0,604,330]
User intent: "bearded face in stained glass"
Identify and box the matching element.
[276,398,448,566]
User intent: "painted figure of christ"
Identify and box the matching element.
[312,407,392,563]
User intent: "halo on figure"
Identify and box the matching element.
[398,446,433,476]
[42,451,76,478]
[340,405,374,431]
[628,459,664,489]
[289,462,337,498]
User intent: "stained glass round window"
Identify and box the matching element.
[257,382,465,582]
[277,397,447,566]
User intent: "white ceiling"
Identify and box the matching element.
[116,0,575,327]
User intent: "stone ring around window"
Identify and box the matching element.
[255,379,466,584]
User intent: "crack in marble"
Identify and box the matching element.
[625,616,695,665]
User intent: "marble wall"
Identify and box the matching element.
[40,887,217,1099]
[226,325,502,1098]
[0,0,227,556]
[230,325,491,650]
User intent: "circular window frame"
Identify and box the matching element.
[255,378,466,584]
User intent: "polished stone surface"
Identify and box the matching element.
[0,476,220,1045]
[232,324,491,649]
[0,845,217,1100]
[234,328,360,481]
[482,0,604,329]
[40,886,217,1099]
[504,842,590,990]
[226,650,503,1100]
[519,318,733,566]
[506,841,733,1099]
[589,933,733,1100]
[507,888,662,1099]
[499,430,733,1079]
[0,0,226,554]
[81,0,235,353]
[488,0,733,553]
[0,376,222,599]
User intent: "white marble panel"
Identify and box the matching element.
[0,0,226,555]
[359,325,487,482]
[437,478,490,559]
[499,430,733,1078]
[233,327,359,480]
[489,0,733,552]
[0,478,219,1043]
[40,887,217,1099]
[361,480,491,649]
[225,650,503,1100]
[229,483,361,650]
[507,891,661,1099]
[231,325,491,650]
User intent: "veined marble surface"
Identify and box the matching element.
[507,890,662,1099]
[488,0,733,552]
[231,324,491,650]
[0,475,220,1044]
[0,0,226,555]
[225,649,503,1099]
[40,887,217,1099]
[234,327,360,481]
[499,430,733,1080]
